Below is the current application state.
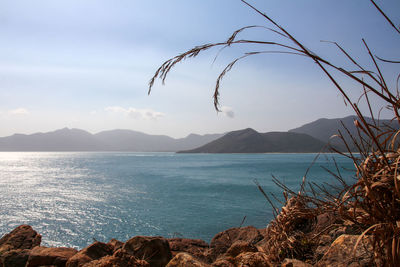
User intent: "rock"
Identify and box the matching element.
[66,253,92,267]
[0,225,41,254]
[316,234,374,267]
[166,252,210,267]
[282,258,312,267]
[107,238,124,253]
[82,241,113,260]
[82,253,149,267]
[314,234,332,261]
[234,252,271,267]
[66,241,113,267]
[82,255,120,267]
[122,236,172,267]
[328,226,346,241]
[225,240,257,258]
[26,246,78,267]
[211,258,235,267]
[0,249,30,267]
[167,238,210,263]
[168,238,208,252]
[210,226,263,261]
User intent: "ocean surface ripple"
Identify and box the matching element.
[0,152,353,249]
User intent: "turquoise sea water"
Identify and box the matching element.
[0,152,354,249]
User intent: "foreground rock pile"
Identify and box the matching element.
[0,222,375,267]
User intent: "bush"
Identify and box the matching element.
[149,1,400,265]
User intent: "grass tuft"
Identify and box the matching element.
[149,0,400,265]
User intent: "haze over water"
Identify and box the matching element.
[0,152,353,249]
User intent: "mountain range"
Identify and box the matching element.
[289,115,397,151]
[178,115,396,153]
[0,128,223,152]
[0,116,396,152]
[178,128,327,153]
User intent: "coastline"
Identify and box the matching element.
[0,152,370,266]
[0,204,374,266]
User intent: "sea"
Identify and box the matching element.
[0,152,354,249]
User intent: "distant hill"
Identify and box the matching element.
[289,115,398,150]
[178,116,398,153]
[2,116,395,152]
[94,130,223,152]
[94,129,177,151]
[0,128,103,151]
[178,128,328,153]
[0,128,223,152]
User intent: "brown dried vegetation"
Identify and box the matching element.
[149,0,400,266]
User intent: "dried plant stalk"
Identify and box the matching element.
[149,0,400,265]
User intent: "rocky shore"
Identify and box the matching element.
[0,203,375,267]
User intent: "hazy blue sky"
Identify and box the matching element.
[1,0,399,137]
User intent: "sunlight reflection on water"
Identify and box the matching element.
[0,152,354,248]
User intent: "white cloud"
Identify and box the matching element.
[105,106,165,120]
[105,106,126,114]
[220,106,234,118]
[8,108,30,116]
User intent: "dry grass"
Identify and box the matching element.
[260,194,318,262]
[149,0,400,265]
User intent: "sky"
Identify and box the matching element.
[0,0,399,138]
